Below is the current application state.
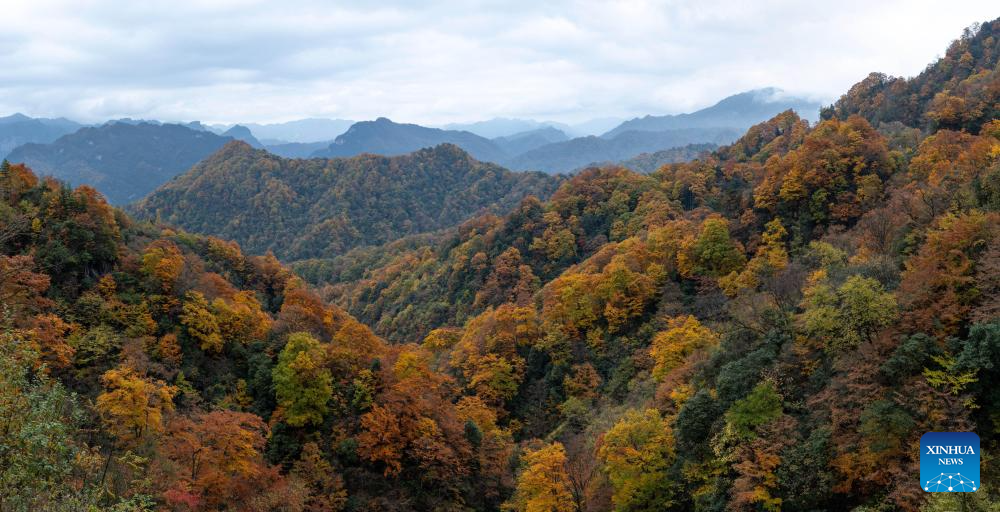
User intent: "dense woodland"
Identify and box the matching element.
[1,17,1000,512]
[132,143,559,260]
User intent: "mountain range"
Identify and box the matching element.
[131,142,560,260]
[311,117,509,162]
[6,122,234,204]
[503,127,739,173]
[0,113,82,159]
[308,89,818,173]
[3,16,1000,512]
[1,88,822,204]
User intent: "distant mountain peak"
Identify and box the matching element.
[602,88,821,139]
[314,118,506,162]
[222,125,264,148]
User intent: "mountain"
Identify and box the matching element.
[311,117,508,162]
[0,159,418,509]
[823,18,1000,133]
[238,118,355,143]
[492,126,569,155]
[616,143,717,173]
[0,113,82,158]
[503,126,739,173]
[602,88,822,139]
[289,18,1000,508]
[6,122,232,205]
[222,124,264,148]
[132,142,560,260]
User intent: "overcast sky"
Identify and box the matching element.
[1,0,996,125]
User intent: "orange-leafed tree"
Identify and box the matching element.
[504,442,576,512]
[96,365,177,444]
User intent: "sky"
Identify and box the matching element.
[0,0,996,125]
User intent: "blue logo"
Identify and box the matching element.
[920,432,980,492]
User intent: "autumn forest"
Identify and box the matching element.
[2,13,1000,512]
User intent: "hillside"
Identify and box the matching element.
[0,113,82,158]
[617,143,717,173]
[0,161,510,510]
[824,19,1000,132]
[311,117,508,162]
[6,122,232,205]
[132,142,560,260]
[502,126,739,173]
[284,20,1000,511]
[603,87,821,138]
[491,126,569,155]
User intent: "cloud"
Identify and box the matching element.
[0,0,995,124]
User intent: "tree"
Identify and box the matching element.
[474,247,539,309]
[597,409,676,511]
[679,216,745,278]
[899,210,998,338]
[504,442,576,512]
[141,240,185,292]
[798,272,897,352]
[180,291,224,353]
[724,381,782,440]
[272,332,332,427]
[161,410,288,511]
[292,442,347,512]
[0,254,51,316]
[719,219,789,296]
[650,315,719,380]
[0,331,88,510]
[96,365,177,444]
[212,291,272,344]
[465,353,523,407]
[835,275,898,347]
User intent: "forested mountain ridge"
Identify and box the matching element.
[284,19,1000,512]
[6,122,233,205]
[0,160,524,510]
[131,142,560,260]
[823,18,1000,132]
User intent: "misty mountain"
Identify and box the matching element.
[503,127,739,173]
[222,125,264,148]
[492,127,569,155]
[0,113,83,158]
[6,122,232,205]
[603,88,821,139]
[311,117,508,162]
